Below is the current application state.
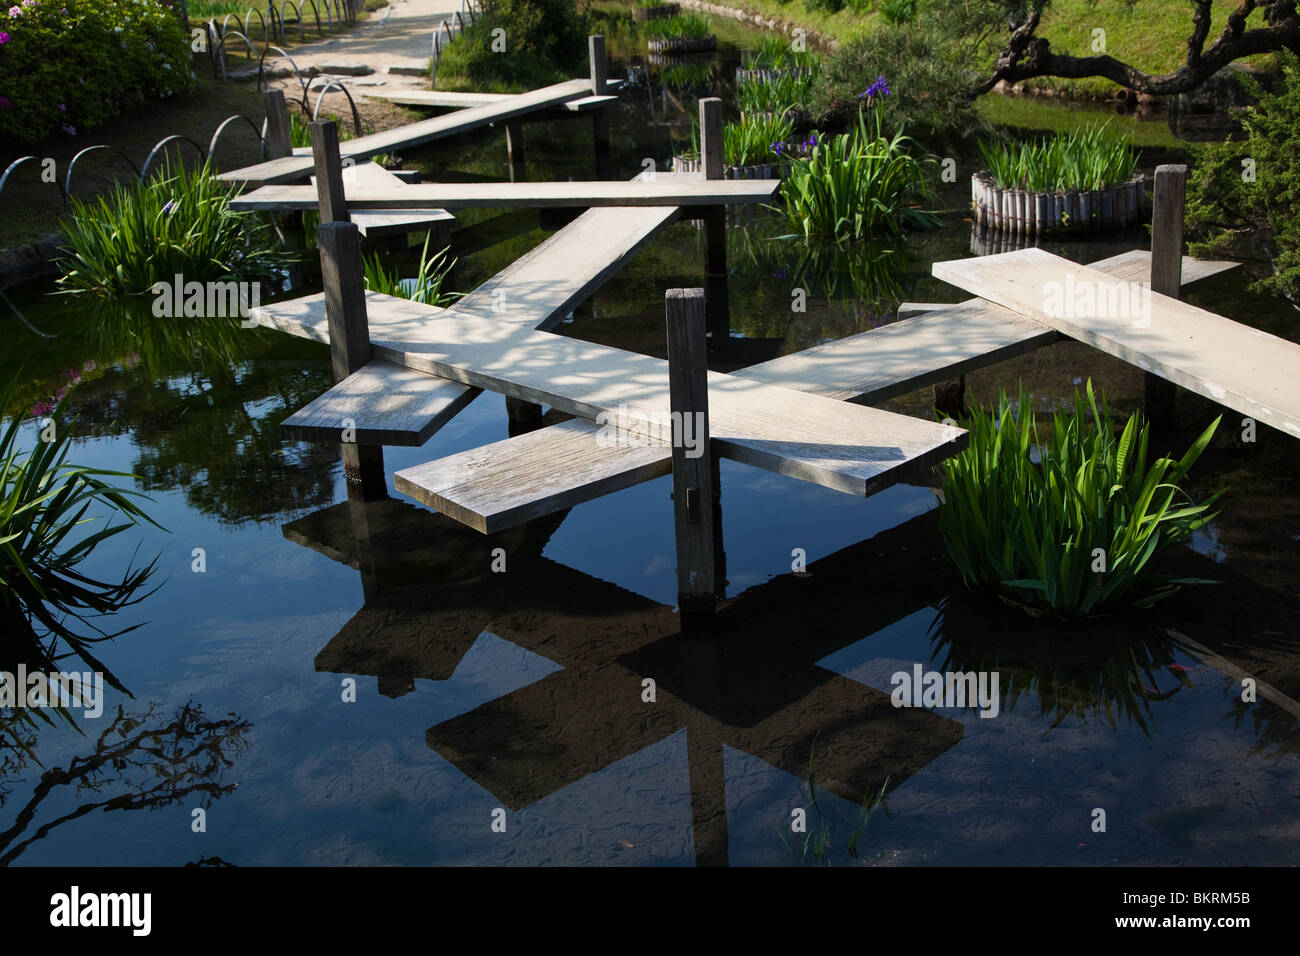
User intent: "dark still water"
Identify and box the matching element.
[2,41,1299,867]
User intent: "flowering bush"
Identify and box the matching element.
[0,0,194,143]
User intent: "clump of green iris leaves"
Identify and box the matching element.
[937,381,1224,616]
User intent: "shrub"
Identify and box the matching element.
[776,105,938,240]
[810,25,979,140]
[477,0,589,69]
[56,160,282,296]
[1185,49,1300,306]
[978,123,1139,191]
[0,0,195,144]
[937,381,1224,616]
[436,16,571,92]
[879,0,916,24]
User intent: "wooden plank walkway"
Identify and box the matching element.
[257,193,684,445]
[318,162,456,239]
[388,250,1241,531]
[934,247,1300,437]
[230,177,780,211]
[365,90,516,108]
[281,359,481,446]
[219,78,594,184]
[394,418,672,532]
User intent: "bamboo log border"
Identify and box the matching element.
[970,170,1145,235]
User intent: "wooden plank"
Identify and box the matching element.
[932,247,1300,438]
[561,94,618,112]
[447,202,680,330]
[263,89,292,160]
[700,97,723,181]
[351,209,455,239]
[1086,250,1240,287]
[589,34,607,96]
[665,288,716,618]
[735,299,1057,404]
[1150,164,1187,297]
[229,177,780,211]
[364,90,516,108]
[393,418,671,532]
[219,78,593,184]
[282,359,480,445]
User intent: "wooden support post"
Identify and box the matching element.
[505,119,525,181]
[310,120,350,224]
[318,220,385,498]
[681,635,728,865]
[505,394,544,436]
[589,34,608,96]
[666,288,717,626]
[589,36,612,178]
[1146,164,1186,426]
[263,89,292,160]
[698,97,729,356]
[933,375,966,418]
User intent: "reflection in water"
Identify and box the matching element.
[927,592,1199,735]
[0,700,251,865]
[287,486,965,865]
[77,297,250,377]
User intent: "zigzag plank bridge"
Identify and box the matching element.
[221,39,1296,624]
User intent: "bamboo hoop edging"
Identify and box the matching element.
[647,35,717,54]
[970,170,1145,235]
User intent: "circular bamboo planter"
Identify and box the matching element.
[632,2,679,20]
[647,35,717,54]
[734,66,810,83]
[970,170,1145,235]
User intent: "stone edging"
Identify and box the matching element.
[0,234,64,290]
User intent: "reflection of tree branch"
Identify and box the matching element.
[0,700,251,865]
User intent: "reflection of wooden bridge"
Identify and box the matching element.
[285,493,965,865]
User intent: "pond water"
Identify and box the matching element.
[1,30,1298,867]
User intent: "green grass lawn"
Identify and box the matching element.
[647,0,1274,96]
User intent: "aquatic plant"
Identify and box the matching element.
[736,70,813,118]
[56,160,283,297]
[723,112,795,167]
[0,376,161,690]
[741,34,815,72]
[642,12,711,40]
[936,381,1224,616]
[362,234,460,307]
[978,123,1139,192]
[777,106,939,240]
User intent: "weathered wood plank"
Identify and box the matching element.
[220,79,593,184]
[1087,249,1240,287]
[282,359,480,446]
[364,90,517,108]
[230,177,780,211]
[562,94,618,112]
[393,418,671,532]
[735,299,1057,404]
[932,247,1300,438]
[351,209,455,239]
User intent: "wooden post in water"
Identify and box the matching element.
[589,35,612,179]
[310,120,350,224]
[698,98,729,355]
[666,288,717,627]
[505,119,525,182]
[263,89,292,160]
[1146,164,1186,426]
[317,221,386,498]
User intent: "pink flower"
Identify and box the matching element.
[0,96,12,109]
[60,123,75,135]
[0,31,11,43]
[7,6,21,16]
